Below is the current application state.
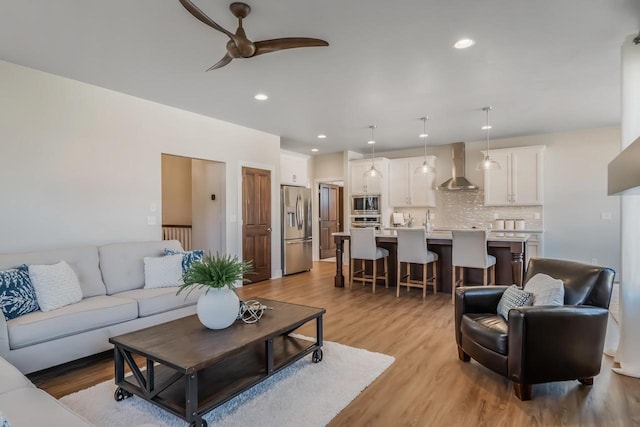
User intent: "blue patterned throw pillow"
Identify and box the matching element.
[164,249,205,273]
[0,410,10,427]
[0,265,40,321]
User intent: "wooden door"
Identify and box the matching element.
[242,167,271,282]
[319,183,341,259]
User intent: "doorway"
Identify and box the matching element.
[242,166,272,282]
[319,182,344,259]
[161,154,226,255]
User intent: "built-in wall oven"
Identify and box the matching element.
[351,216,381,229]
[351,194,381,215]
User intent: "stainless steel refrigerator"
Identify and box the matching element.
[281,185,313,275]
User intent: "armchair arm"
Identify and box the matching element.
[455,286,509,345]
[507,305,609,385]
[0,315,8,357]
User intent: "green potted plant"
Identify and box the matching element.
[177,253,253,329]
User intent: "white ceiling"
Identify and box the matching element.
[0,1,638,155]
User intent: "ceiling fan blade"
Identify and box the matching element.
[179,0,236,40]
[253,38,329,56]
[206,53,233,71]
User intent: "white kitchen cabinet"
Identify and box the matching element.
[483,146,545,206]
[280,152,309,187]
[350,158,389,195]
[526,233,544,265]
[389,156,437,207]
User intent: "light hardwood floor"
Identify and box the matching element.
[30,262,640,426]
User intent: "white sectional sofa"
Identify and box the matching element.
[0,240,204,374]
[0,356,92,426]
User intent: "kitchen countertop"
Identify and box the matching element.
[335,230,530,243]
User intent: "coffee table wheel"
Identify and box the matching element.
[189,420,208,427]
[312,348,323,363]
[114,387,133,401]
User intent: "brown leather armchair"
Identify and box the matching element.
[455,258,615,400]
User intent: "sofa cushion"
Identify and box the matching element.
[461,313,509,355]
[143,254,184,289]
[28,261,83,312]
[0,356,34,395]
[115,286,204,318]
[99,240,183,295]
[7,296,138,349]
[0,265,39,320]
[0,246,106,298]
[0,411,9,427]
[0,387,92,426]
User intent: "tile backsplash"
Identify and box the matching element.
[396,190,544,230]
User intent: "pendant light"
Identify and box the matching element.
[414,116,435,175]
[363,125,383,180]
[476,106,501,171]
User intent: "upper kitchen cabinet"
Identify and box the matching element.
[483,145,545,206]
[350,158,389,195]
[389,156,437,207]
[280,151,309,187]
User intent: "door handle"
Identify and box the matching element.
[267,227,272,232]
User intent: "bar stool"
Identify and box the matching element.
[349,228,389,293]
[396,228,438,299]
[451,229,496,303]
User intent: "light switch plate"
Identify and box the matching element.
[534,213,541,220]
[150,203,157,212]
[147,216,156,225]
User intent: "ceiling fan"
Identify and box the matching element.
[179,0,329,70]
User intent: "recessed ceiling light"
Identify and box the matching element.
[481,125,492,130]
[454,38,475,49]
[311,148,319,152]
[254,93,268,101]
[317,134,327,139]
[419,133,429,138]
[367,140,376,145]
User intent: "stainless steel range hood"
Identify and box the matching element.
[436,142,479,191]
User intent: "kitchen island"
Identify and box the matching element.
[333,230,530,293]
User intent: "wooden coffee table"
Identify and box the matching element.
[109,298,325,427]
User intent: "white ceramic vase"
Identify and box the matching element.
[196,287,239,330]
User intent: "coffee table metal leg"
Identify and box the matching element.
[265,338,274,374]
[186,372,205,427]
[312,315,324,363]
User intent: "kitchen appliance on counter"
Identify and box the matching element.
[281,185,312,275]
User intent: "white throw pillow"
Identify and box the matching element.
[144,254,184,289]
[524,273,565,306]
[28,261,83,312]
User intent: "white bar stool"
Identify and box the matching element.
[396,228,438,299]
[349,228,389,293]
[451,230,496,303]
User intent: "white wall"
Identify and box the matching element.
[0,60,282,276]
[191,159,225,255]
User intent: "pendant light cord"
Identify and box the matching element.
[484,106,492,158]
[421,117,428,161]
[370,125,376,167]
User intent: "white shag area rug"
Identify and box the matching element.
[60,337,394,427]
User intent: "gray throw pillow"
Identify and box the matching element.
[497,285,534,319]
